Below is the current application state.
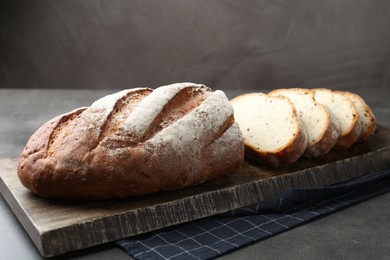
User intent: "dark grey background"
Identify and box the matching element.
[1,0,390,91]
[1,1,390,259]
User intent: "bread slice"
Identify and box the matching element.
[313,88,361,149]
[339,91,376,141]
[269,88,340,157]
[230,93,307,167]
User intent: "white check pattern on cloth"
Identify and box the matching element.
[116,169,390,260]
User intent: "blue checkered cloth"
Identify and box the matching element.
[116,169,390,260]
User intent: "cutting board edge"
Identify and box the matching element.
[27,145,390,257]
[0,167,44,256]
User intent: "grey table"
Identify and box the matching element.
[0,88,389,260]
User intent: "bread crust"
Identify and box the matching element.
[18,83,245,199]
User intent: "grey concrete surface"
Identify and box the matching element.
[0,88,389,259]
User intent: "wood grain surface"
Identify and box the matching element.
[1,126,389,257]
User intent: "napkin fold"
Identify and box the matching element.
[116,169,390,260]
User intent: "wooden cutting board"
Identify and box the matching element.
[1,126,390,257]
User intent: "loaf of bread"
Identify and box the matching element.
[18,83,245,199]
[313,89,361,149]
[269,88,340,158]
[230,93,307,167]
